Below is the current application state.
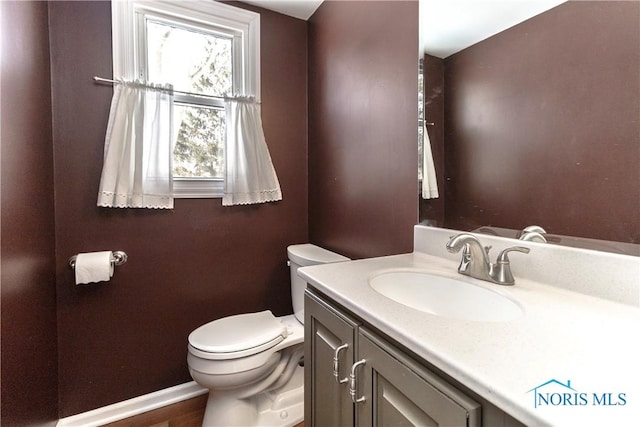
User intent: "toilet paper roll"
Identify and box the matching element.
[75,251,114,285]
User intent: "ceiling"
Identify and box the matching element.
[241,0,323,20]
[420,0,567,58]
[242,0,567,58]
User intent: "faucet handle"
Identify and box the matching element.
[491,246,530,285]
[496,246,530,263]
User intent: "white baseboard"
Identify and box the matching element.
[57,381,208,427]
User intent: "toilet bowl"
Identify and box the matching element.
[187,244,349,427]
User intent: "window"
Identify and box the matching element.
[112,0,260,197]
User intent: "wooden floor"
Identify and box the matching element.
[102,394,303,427]
[103,395,207,427]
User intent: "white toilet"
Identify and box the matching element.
[187,244,349,427]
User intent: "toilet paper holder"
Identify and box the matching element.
[68,251,128,270]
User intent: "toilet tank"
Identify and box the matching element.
[287,244,349,323]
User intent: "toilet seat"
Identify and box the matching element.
[188,310,287,361]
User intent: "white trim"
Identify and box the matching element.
[56,381,207,427]
[112,0,136,80]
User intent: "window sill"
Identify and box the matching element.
[173,178,223,198]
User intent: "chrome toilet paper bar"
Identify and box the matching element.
[68,251,128,269]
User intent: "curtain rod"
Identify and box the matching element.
[93,76,223,100]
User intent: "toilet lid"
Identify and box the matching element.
[188,310,287,355]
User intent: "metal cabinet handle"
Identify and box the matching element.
[332,343,349,384]
[349,359,367,404]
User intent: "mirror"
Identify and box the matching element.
[418,0,639,254]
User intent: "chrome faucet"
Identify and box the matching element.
[517,225,547,243]
[446,233,530,286]
[446,234,493,282]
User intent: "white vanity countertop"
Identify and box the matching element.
[299,247,640,426]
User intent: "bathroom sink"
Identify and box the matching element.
[369,270,523,322]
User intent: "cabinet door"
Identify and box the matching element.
[305,290,359,427]
[356,329,481,427]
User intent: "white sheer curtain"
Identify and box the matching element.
[223,96,282,206]
[422,124,439,199]
[97,80,174,209]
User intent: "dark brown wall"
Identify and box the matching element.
[49,1,308,416]
[308,0,419,259]
[419,54,445,226]
[1,1,59,425]
[444,1,640,243]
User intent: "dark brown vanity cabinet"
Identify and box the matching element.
[304,289,481,427]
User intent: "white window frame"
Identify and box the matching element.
[111,0,260,198]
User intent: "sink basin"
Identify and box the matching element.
[369,270,523,322]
